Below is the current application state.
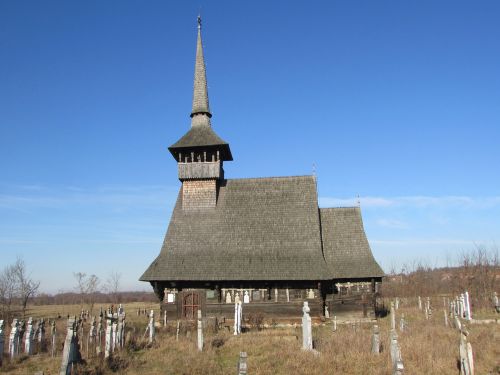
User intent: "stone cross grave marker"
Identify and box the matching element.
[197,309,203,351]
[25,317,34,355]
[51,320,56,357]
[302,301,313,351]
[148,310,155,343]
[459,328,474,375]
[237,351,248,375]
[243,291,250,304]
[8,318,19,359]
[234,302,242,336]
[0,320,4,367]
[59,317,80,375]
[371,325,380,354]
[390,301,396,330]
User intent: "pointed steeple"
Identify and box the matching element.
[168,17,232,163]
[191,16,212,127]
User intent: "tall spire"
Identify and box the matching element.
[191,16,212,127]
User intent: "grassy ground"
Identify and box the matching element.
[1,302,499,374]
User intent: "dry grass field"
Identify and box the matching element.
[1,301,499,374]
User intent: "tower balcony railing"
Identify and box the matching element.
[178,160,222,180]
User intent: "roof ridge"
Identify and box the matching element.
[226,175,315,182]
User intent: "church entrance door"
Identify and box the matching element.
[182,292,200,319]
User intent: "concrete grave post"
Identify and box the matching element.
[333,315,337,332]
[88,317,96,356]
[111,314,118,352]
[8,318,19,359]
[390,301,396,330]
[324,305,329,319]
[237,351,248,375]
[399,313,405,332]
[59,317,80,375]
[444,309,448,327]
[301,302,313,351]
[38,318,46,352]
[197,309,203,351]
[0,320,4,366]
[104,314,113,358]
[234,302,242,335]
[459,329,474,375]
[96,316,102,355]
[371,325,380,354]
[24,317,35,355]
[464,291,471,320]
[418,296,422,310]
[176,321,180,341]
[493,292,500,313]
[148,310,155,343]
[395,298,399,310]
[51,321,56,357]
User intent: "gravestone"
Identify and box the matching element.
[104,314,114,358]
[25,317,35,355]
[324,305,330,319]
[8,318,20,359]
[38,318,46,352]
[399,313,405,332]
[464,291,471,320]
[243,291,250,304]
[96,316,103,355]
[307,289,315,299]
[395,298,400,310]
[235,293,241,304]
[226,291,232,304]
[197,310,203,351]
[371,325,380,354]
[459,329,474,375]
[390,302,396,330]
[51,321,56,357]
[301,302,312,351]
[237,352,248,375]
[332,315,337,332]
[0,320,4,366]
[444,309,448,327]
[418,296,422,310]
[60,317,80,375]
[234,302,242,336]
[148,310,155,343]
[493,292,500,313]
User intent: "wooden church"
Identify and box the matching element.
[140,18,384,319]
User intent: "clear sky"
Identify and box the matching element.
[1,1,499,293]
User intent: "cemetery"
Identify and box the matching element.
[0,293,499,374]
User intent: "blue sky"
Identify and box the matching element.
[1,1,499,293]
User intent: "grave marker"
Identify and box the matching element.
[8,318,19,359]
[60,317,80,375]
[237,352,248,375]
[197,310,203,351]
[371,325,380,354]
[302,302,313,351]
[25,317,34,355]
[0,320,4,366]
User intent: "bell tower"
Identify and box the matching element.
[168,17,232,210]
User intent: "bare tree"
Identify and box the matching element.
[0,264,17,319]
[12,257,40,317]
[73,272,100,314]
[105,271,122,304]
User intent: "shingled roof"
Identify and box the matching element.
[140,176,331,281]
[320,207,384,279]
